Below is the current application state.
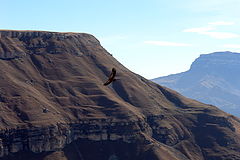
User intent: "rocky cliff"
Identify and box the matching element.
[0,31,240,160]
[153,51,240,117]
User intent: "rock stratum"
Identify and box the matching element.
[0,30,239,160]
[152,52,240,117]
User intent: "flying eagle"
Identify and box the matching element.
[103,68,116,85]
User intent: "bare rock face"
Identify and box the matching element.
[0,30,240,160]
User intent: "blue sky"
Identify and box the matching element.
[2,0,240,79]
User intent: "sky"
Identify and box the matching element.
[1,0,240,79]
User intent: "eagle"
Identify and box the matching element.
[103,68,116,86]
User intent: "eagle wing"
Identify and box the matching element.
[103,68,116,85]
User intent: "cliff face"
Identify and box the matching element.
[153,52,240,117]
[0,31,240,160]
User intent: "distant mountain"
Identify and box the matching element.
[153,51,240,117]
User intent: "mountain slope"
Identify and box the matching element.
[0,31,240,160]
[153,51,240,117]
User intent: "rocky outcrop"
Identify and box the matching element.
[0,30,240,160]
[0,116,192,160]
[0,118,150,155]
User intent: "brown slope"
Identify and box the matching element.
[0,30,239,160]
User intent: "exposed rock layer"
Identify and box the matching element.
[0,30,240,160]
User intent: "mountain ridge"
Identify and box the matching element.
[0,31,240,160]
[153,51,240,117]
